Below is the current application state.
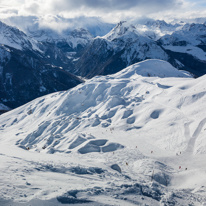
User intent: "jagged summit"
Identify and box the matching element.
[145,20,169,28]
[181,22,206,34]
[103,21,137,41]
[70,28,93,39]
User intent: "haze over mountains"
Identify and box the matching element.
[1,18,206,109]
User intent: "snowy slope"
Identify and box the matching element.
[115,59,192,78]
[0,21,41,52]
[2,59,206,205]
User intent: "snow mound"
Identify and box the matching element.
[0,60,193,155]
[115,59,192,78]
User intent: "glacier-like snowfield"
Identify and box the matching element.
[1,59,206,205]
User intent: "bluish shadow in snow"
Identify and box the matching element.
[156,83,172,89]
[126,126,142,131]
[150,110,163,119]
[57,190,92,204]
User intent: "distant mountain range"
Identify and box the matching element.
[1,19,206,108]
[74,20,206,78]
[0,21,84,109]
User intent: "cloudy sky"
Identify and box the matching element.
[0,0,206,30]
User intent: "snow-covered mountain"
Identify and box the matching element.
[74,20,206,78]
[136,20,182,40]
[158,22,206,76]
[1,19,206,109]
[3,59,206,205]
[158,22,206,47]
[0,21,41,52]
[75,21,169,78]
[28,27,93,54]
[0,21,83,108]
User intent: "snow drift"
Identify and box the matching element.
[1,59,206,205]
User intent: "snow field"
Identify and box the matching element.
[1,59,206,205]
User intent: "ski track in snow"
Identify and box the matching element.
[186,118,206,154]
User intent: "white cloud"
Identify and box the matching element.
[18,1,41,15]
[0,0,184,19]
[0,0,206,32]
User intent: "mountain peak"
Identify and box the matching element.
[145,20,168,28]
[117,21,127,26]
[70,28,93,39]
[103,21,137,41]
[115,21,136,29]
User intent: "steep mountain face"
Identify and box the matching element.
[0,22,83,108]
[74,21,206,78]
[75,21,169,78]
[0,20,78,69]
[158,22,206,77]
[0,21,41,51]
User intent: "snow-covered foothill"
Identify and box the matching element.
[1,59,206,205]
[115,59,192,78]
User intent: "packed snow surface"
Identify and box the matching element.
[1,59,206,205]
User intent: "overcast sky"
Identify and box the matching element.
[0,0,206,30]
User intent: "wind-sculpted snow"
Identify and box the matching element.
[2,59,206,205]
